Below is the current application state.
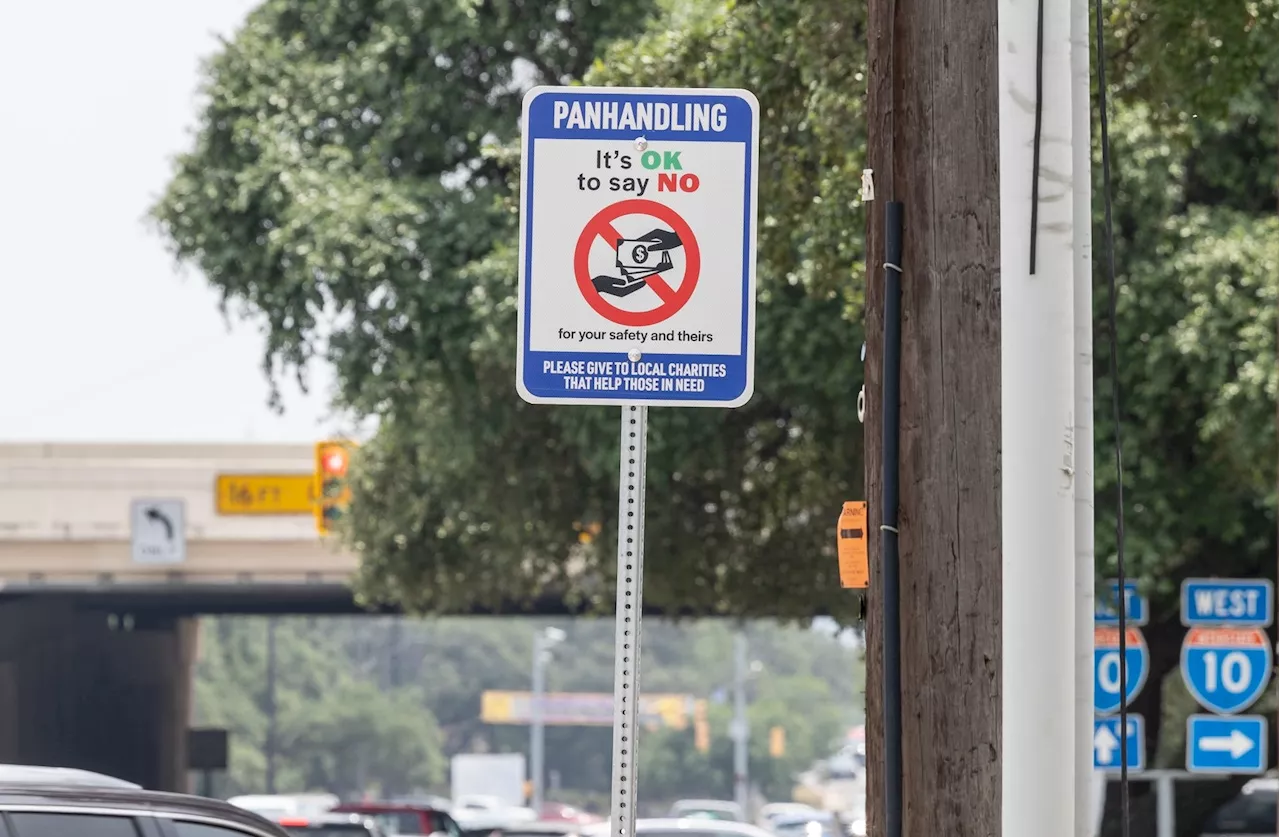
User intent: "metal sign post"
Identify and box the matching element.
[516,85,760,836]
[609,404,648,836]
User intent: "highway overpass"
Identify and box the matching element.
[0,442,623,792]
[0,442,359,611]
[0,442,359,792]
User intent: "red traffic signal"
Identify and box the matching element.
[319,445,349,476]
[314,440,356,535]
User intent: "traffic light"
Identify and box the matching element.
[768,726,786,758]
[314,440,356,535]
[693,699,710,753]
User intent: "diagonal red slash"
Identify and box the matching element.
[590,219,677,303]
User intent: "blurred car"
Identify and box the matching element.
[840,800,866,837]
[452,795,539,834]
[0,773,289,836]
[333,800,464,836]
[769,811,841,837]
[232,793,341,821]
[279,812,387,836]
[539,802,604,825]
[825,746,863,780]
[756,803,820,830]
[497,820,603,837]
[0,764,140,789]
[624,817,775,837]
[1199,777,1278,836]
[668,800,746,822]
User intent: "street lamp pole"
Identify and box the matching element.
[531,627,565,813]
[732,632,749,815]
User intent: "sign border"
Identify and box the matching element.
[214,473,316,516]
[1179,625,1274,715]
[1093,625,1150,716]
[515,85,761,408]
[1094,578,1149,627]
[1180,577,1275,628]
[129,497,187,565]
[1093,714,1146,772]
[1184,713,1269,775]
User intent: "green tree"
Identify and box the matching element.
[194,617,446,797]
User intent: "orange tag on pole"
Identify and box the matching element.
[837,501,869,588]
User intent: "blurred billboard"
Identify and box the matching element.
[480,691,696,729]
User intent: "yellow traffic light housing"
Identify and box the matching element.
[769,725,786,758]
[314,440,356,535]
[693,699,710,753]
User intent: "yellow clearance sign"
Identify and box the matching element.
[480,691,694,730]
[215,474,316,516]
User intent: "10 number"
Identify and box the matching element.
[1199,650,1252,694]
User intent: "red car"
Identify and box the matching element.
[539,803,604,825]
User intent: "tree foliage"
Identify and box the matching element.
[194,617,447,797]
[154,0,1277,631]
[194,615,861,805]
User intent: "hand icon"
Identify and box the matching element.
[593,274,648,298]
[636,228,682,252]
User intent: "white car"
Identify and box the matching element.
[667,800,746,822]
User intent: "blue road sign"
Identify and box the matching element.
[516,86,761,408]
[1093,715,1145,771]
[1181,578,1275,627]
[1181,626,1274,715]
[1186,714,1268,774]
[1095,579,1148,626]
[1094,626,1149,715]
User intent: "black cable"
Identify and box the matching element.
[1030,0,1046,274]
[881,201,904,837]
[1092,0,1130,832]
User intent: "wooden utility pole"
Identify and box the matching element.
[863,0,1089,827]
[861,0,1003,822]
[861,0,1005,834]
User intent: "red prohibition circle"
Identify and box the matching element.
[573,199,701,328]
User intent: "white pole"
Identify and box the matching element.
[1154,775,1175,837]
[732,632,750,815]
[531,633,546,812]
[1000,0,1078,830]
[1070,0,1097,820]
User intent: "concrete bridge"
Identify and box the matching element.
[0,442,354,792]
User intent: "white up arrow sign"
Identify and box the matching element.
[1093,724,1120,765]
[1199,730,1255,758]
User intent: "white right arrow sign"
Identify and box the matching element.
[1199,730,1254,759]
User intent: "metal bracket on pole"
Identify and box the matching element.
[609,405,648,837]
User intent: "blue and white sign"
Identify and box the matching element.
[1186,714,1268,774]
[1094,626,1149,715]
[1181,578,1274,627]
[516,86,760,408]
[1181,626,1274,715]
[1095,579,1148,626]
[1093,715,1145,771]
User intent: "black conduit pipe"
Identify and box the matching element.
[881,201,904,837]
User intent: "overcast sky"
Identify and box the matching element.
[0,0,334,442]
